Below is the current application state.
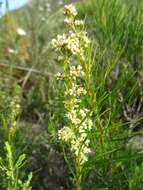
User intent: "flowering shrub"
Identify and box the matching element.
[52,4,92,189]
[52,3,92,165]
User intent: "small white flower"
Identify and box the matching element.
[79,108,89,118]
[64,4,77,17]
[17,28,26,36]
[58,126,75,141]
[8,48,17,54]
[77,65,82,70]
[55,72,64,80]
[64,17,73,25]
[75,20,84,26]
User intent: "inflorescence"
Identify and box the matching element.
[52,4,92,165]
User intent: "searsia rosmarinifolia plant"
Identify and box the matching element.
[52,4,92,190]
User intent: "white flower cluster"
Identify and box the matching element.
[70,65,85,78]
[55,72,65,80]
[51,4,90,60]
[58,126,75,141]
[55,64,85,82]
[53,4,92,165]
[64,4,77,17]
[65,83,87,97]
[52,34,67,50]
[52,31,90,60]
[71,138,91,164]
[58,65,92,165]
[59,104,93,165]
